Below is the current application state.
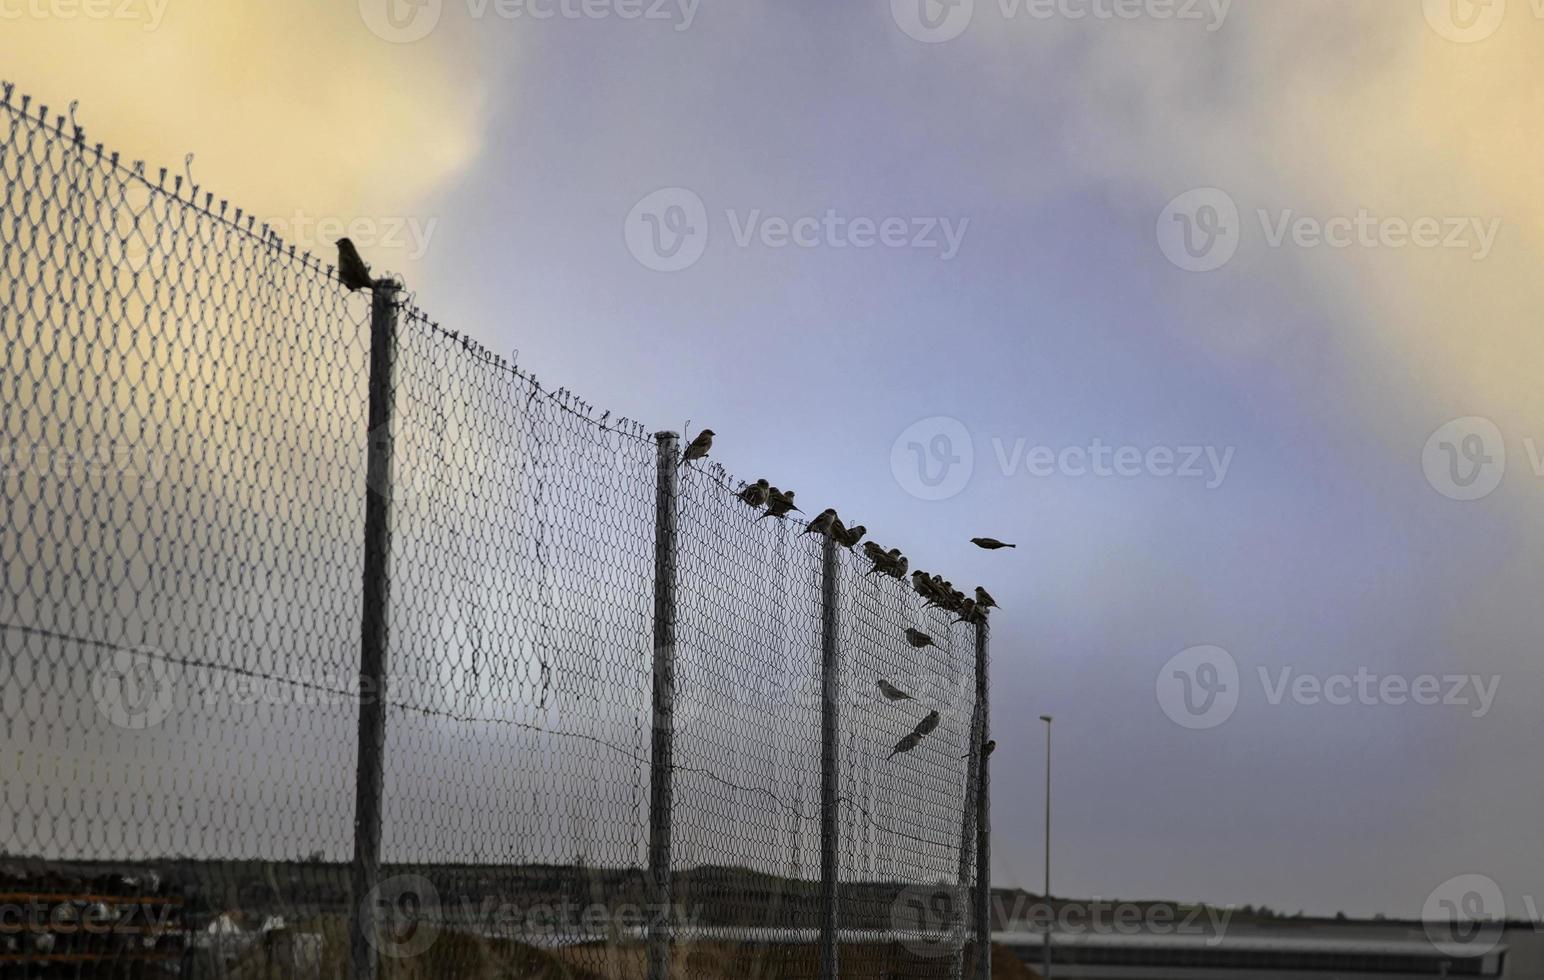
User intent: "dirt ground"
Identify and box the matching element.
[551,941,1037,980]
[224,918,1034,980]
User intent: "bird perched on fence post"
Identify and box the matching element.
[975,586,999,610]
[802,509,839,537]
[336,237,374,292]
[963,739,997,760]
[683,429,714,462]
[971,537,1017,550]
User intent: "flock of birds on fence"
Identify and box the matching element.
[336,244,1013,764]
[683,428,1013,762]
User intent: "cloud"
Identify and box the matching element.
[0,1,491,278]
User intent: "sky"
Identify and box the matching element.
[4,0,1544,919]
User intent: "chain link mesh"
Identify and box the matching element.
[0,85,991,980]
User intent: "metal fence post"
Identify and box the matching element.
[819,534,841,980]
[954,625,987,980]
[350,282,400,980]
[647,432,681,980]
[973,620,992,980]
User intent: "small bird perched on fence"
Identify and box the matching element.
[865,546,908,579]
[877,679,913,701]
[336,238,374,292]
[864,546,897,576]
[760,488,799,519]
[889,731,924,759]
[737,479,770,508]
[975,586,998,610]
[913,710,941,737]
[835,523,866,549]
[912,570,935,600]
[971,537,1016,550]
[904,628,936,649]
[890,709,943,758]
[802,509,839,537]
[914,572,956,609]
[683,429,714,462]
[954,598,989,626]
[963,739,997,760]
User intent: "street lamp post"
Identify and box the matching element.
[1040,715,1053,980]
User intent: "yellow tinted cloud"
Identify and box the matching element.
[1251,6,1544,429]
[1005,3,1544,433]
[0,1,488,278]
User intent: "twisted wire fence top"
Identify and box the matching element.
[0,82,991,979]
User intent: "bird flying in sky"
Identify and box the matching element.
[683,429,714,462]
[336,238,374,292]
[971,537,1016,550]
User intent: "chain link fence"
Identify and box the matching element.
[0,84,992,980]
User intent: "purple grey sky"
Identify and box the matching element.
[10,0,1542,920]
